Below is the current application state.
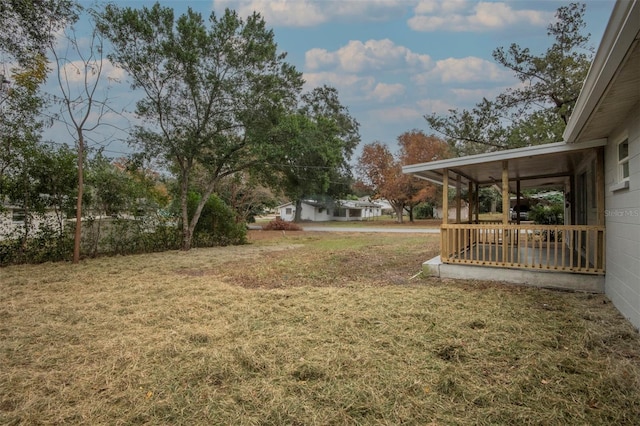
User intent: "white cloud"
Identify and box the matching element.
[413,56,510,85]
[417,98,456,115]
[303,71,376,96]
[409,1,552,32]
[212,0,409,27]
[369,105,423,123]
[369,82,405,102]
[305,39,432,73]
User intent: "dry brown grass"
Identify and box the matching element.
[1,230,639,425]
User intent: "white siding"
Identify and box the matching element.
[0,208,61,240]
[604,103,640,329]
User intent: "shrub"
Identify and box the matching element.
[262,218,302,231]
[0,225,73,266]
[188,192,247,247]
[530,203,563,225]
[415,203,434,219]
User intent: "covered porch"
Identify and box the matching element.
[403,140,607,291]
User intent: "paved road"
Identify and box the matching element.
[248,225,440,233]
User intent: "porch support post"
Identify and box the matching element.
[442,169,448,225]
[596,148,605,269]
[468,181,473,224]
[502,161,509,264]
[516,179,521,225]
[596,148,605,226]
[569,174,576,225]
[502,161,509,225]
[475,184,480,223]
[456,174,462,223]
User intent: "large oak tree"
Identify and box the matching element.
[270,86,360,222]
[97,3,303,250]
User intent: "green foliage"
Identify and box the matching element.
[187,192,247,246]
[99,216,181,256]
[529,203,564,225]
[0,224,73,266]
[3,144,77,238]
[0,0,78,66]
[414,203,434,219]
[267,86,360,221]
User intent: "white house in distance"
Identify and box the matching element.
[278,199,382,222]
[0,204,60,240]
[403,0,640,329]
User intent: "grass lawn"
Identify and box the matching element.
[1,231,639,425]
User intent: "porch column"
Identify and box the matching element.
[442,169,449,261]
[516,179,521,225]
[468,181,473,224]
[442,169,448,225]
[502,161,509,263]
[502,161,509,225]
[456,174,462,223]
[596,148,605,226]
[596,148,605,269]
[569,175,576,225]
[475,184,480,223]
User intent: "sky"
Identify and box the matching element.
[36,0,615,161]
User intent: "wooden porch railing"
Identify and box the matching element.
[441,224,605,274]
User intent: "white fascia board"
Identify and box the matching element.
[563,0,640,143]
[402,139,606,175]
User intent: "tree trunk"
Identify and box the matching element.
[180,170,191,251]
[73,135,84,263]
[180,175,218,251]
[391,202,404,223]
[407,206,414,222]
[294,199,303,223]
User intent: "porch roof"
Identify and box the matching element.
[402,139,606,191]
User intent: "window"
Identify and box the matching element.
[618,138,629,181]
[285,208,292,215]
[12,209,26,223]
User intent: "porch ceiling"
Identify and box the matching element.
[402,139,607,192]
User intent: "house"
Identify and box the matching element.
[434,201,470,221]
[0,204,61,240]
[277,199,382,222]
[403,0,640,329]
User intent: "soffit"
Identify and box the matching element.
[575,40,640,142]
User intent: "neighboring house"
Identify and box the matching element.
[0,204,61,240]
[278,199,382,222]
[434,201,469,221]
[403,0,640,329]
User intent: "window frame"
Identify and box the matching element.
[618,138,630,182]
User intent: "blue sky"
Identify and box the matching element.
[40,0,614,160]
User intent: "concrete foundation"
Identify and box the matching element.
[424,256,604,293]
